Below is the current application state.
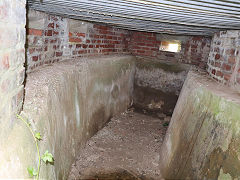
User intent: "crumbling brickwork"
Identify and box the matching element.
[26,10,129,72]
[207,30,240,92]
[0,0,26,126]
[183,36,211,68]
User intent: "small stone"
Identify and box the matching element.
[157,113,166,119]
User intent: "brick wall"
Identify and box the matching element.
[207,30,240,92]
[26,10,129,72]
[0,0,26,127]
[128,32,211,68]
[27,10,212,72]
[128,31,161,57]
[69,24,129,57]
[183,36,211,68]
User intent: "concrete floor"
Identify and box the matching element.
[68,109,169,180]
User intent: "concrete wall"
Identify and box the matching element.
[0,0,26,177]
[159,70,240,179]
[207,30,240,93]
[1,55,135,179]
[134,57,190,115]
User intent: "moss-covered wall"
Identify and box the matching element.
[0,55,135,179]
[159,70,240,179]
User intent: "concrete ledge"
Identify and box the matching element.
[159,70,240,179]
[0,55,135,179]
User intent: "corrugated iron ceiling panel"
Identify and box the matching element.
[27,0,240,36]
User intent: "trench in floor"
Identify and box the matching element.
[68,108,170,180]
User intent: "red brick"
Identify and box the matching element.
[27,28,43,36]
[224,73,231,81]
[94,35,100,39]
[100,35,106,39]
[48,23,54,28]
[142,47,150,50]
[97,25,108,31]
[35,47,42,52]
[99,30,108,34]
[216,71,223,77]
[53,31,59,35]
[82,44,88,48]
[78,50,86,54]
[212,69,216,75]
[45,30,53,36]
[222,63,232,71]
[76,33,85,37]
[192,36,202,41]
[76,44,82,48]
[107,36,113,39]
[32,56,38,61]
[50,39,57,44]
[215,54,220,60]
[137,43,145,46]
[69,38,82,43]
[137,50,144,53]
[56,52,62,57]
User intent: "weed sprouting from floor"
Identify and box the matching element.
[163,122,169,127]
[16,114,54,180]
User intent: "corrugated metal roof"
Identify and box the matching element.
[27,0,240,36]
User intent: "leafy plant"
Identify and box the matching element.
[163,122,169,127]
[27,167,38,178]
[16,114,54,180]
[42,150,54,164]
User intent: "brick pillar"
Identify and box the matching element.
[0,0,26,137]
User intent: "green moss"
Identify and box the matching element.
[198,88,240,135]
[194,88,240,179]
[218,169,232,180]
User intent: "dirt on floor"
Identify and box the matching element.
[68,109,170,180]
